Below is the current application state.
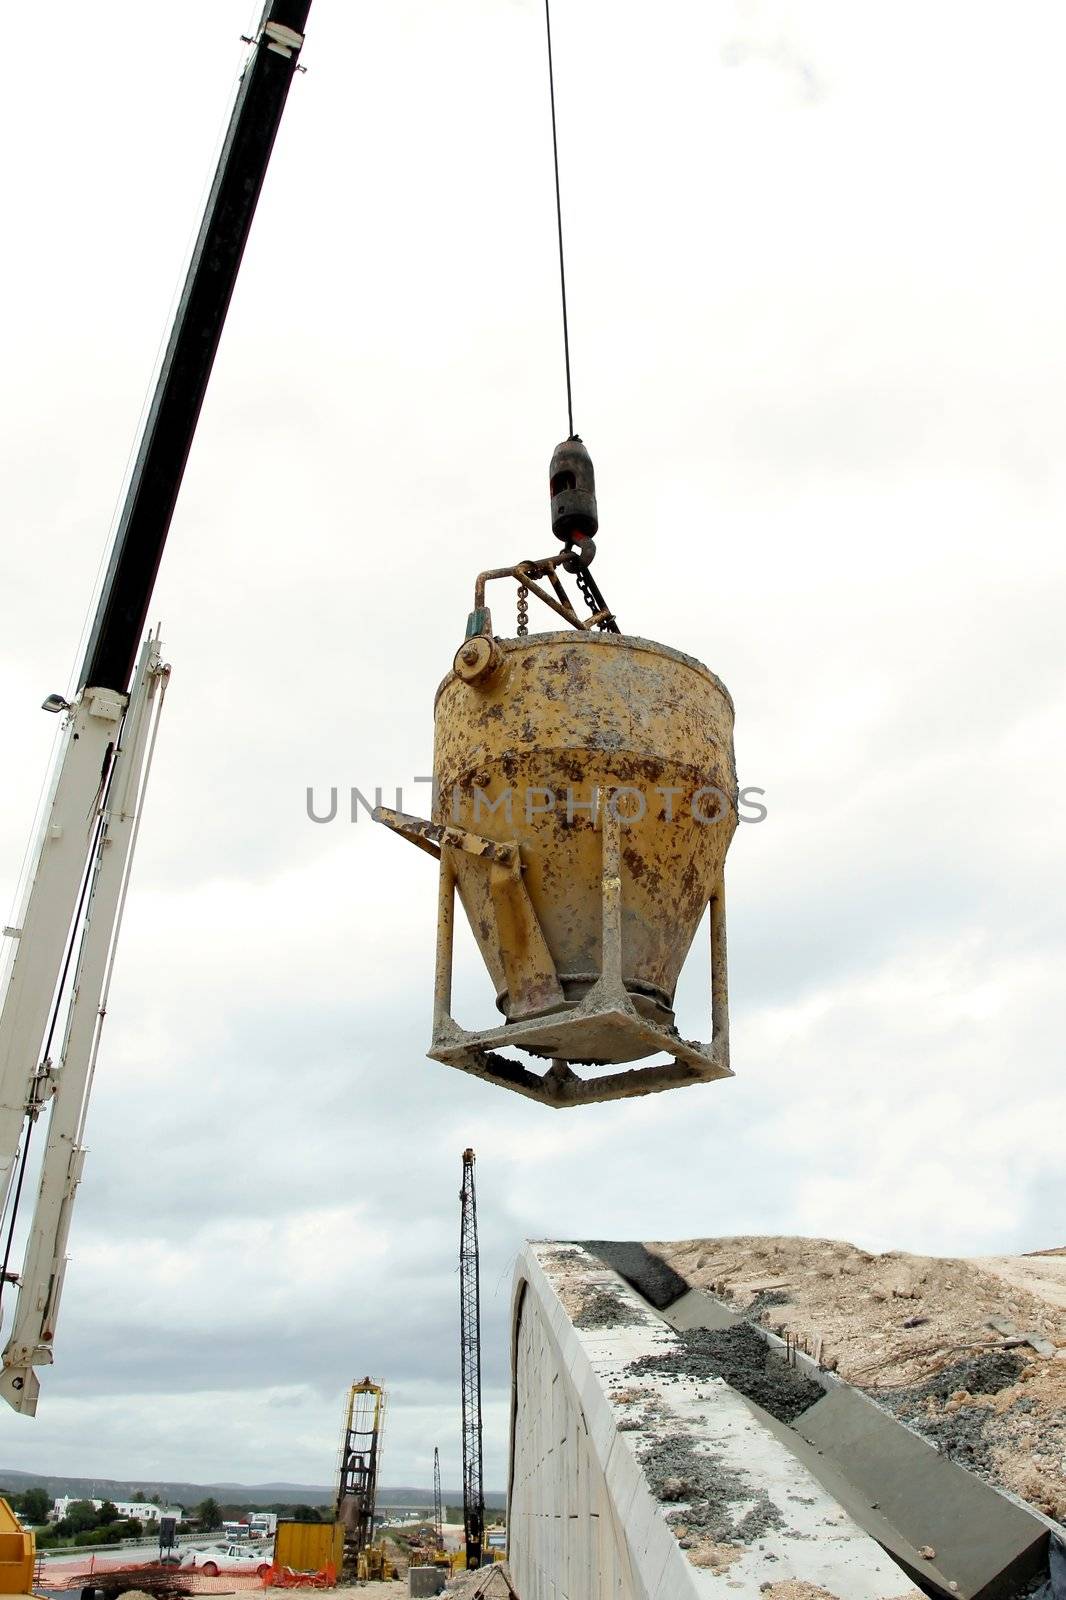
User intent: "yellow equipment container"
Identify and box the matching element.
[273,1519,343,1577]
[0,1498,35,1597]
[378,617,737,1107]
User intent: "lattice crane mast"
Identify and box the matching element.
[459,1148,484,1570]
[433,1446,443,1552]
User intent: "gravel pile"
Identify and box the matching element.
[571,1285,636,1330]
[639,1432,784,1543]
[444,1563,518,1598]
[627,1324,824,1424]
[876,1348,1024,1407]
[870,1350,1026,1476]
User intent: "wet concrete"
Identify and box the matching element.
[571,1284,647,1330]
[789,1384,1052,1599]
[639,1430,785,1544]
[870,1351,1026,1476]
[579,1240,690,1308]
[880,1349,1025,1407]
[627,1324,825,1424]
[745,1288,792,1320]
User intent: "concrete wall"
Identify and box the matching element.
[508,1243,925,1600]
[510,1264,642,1599]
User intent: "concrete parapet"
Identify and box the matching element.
[508,1242,925,1600]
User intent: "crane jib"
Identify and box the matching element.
[0,1,311,1419]
[79,0,311,697]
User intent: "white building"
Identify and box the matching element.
[51,1497,183,1524]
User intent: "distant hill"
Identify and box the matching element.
[0,1469,504,1511]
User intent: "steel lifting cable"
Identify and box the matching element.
[545,0,575,439]
[542,3,621,633]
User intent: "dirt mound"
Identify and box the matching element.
[648,1235,1066,1524]
[975,1251,1066,1310]
[445,1564,518,1598]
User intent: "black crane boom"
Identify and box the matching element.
[459,1148,484,1570]
[80,0,310,696]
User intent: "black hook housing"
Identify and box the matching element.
[549,436,598,542]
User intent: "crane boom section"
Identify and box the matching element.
[0,3,309,1414]
[0,689,126,1225]
[0,639,169,1412]
[81,0,310,697]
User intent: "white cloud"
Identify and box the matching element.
[1,0,1064,1494]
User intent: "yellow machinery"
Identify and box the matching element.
[356,1544,396,1582]
[0,1499,34,1598]
[336,1377,395,1580]
[376,460,738,1108]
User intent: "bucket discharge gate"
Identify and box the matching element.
[375,441,738,1107]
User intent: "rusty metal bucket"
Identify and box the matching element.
[377,629,737,1107]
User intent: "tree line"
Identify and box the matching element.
[2,1487,333,1546]
[34,1501,146,1548]
[0,1488,51,1526]
[193,1498,328,1528]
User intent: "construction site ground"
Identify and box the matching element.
[648,1235,1066,1525]
[334,1582,402,1593]
[107,1588,403,1600]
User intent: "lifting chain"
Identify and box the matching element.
[571,563,598,621]
[571,560,618,632]
[516,584,529,636]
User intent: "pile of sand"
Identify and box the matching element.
[648,1236,1066,1524]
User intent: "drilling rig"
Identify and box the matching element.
[335,1377,391,1580]
[433,1446,444,1552]
[459,1149,485,1570]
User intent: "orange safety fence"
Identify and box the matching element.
[45,1564,272,1594]
[180,1574,269,1592]
[261,1563,337,1589]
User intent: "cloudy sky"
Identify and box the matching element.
[1,0,1064,1496]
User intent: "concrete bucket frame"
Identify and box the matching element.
[376,627,738,1107]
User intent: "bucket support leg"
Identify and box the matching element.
[599,802,623,989]
[381,803,733,1107]
[433,846,456,1037]
[709,875,729,1071]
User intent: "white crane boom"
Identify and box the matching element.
[0,637,169,1413]
[0,0,309,1414]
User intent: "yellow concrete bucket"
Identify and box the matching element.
[376,629,737,1107]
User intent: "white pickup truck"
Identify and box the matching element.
[180,1543,273,1577]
